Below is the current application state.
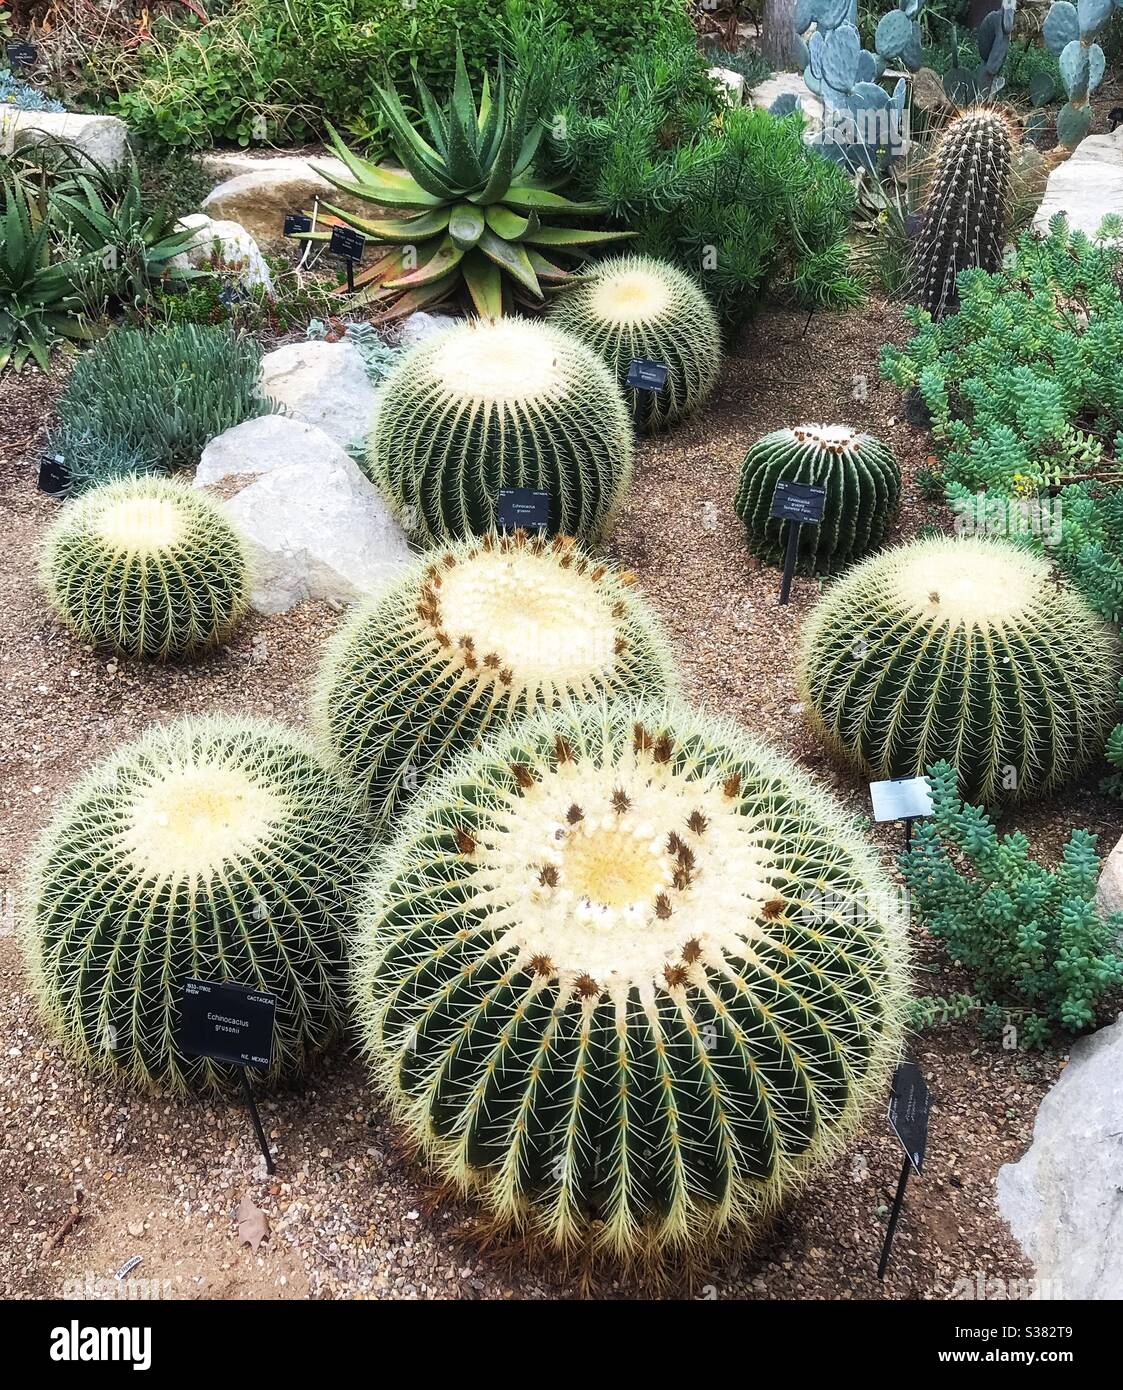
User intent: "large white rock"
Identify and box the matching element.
[259,340,377,448]
[170,213,274,292]
[195,416,411,615]
[1033,127,1123,242]
[997,1014,1123,1299]
[1096,833,1123,920]
[708,66,746,105]
[747,72,825,128]
[0,109,128,167]
[200,152,378,246]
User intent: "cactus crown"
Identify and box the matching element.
[368,316,634,544]
[317,531,673,823]
[356,699,908,1264]
[41,475,249,659]
[548,255,720,432]
[799,535,1121,803]
[23,715,369,1095]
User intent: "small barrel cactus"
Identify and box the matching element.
[911,108,1013,320]
[41,475,249,659]
[316,531,674,826]
[547,255,721,431]
[733,424,900,574]
[367,317,634,545]
[799,536,1121,803]
[354,698,909,1265]
[22,716,370,1095]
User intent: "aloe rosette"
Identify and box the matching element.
[309,48,632,318]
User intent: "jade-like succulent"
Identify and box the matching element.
[910,109,1013,320]
[799,536,1120,802]
[316,530,674,826]
[354,698,909,1265]
[733,424,900,574]
[22,716,369,1095]
[367,316,634,544]
[547,255,721,431]
[41,475,250,659]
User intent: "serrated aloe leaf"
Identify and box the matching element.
[521,225,635,248]
[462,249,503,317]
[322,203,451,242]
[503,185,607,215]
[449,202,487,249]
[484,204,536,240]
[386,235,465,289]
[310,161,444,209]
[371,271,460,319]
[476,227,542,297]
[525,249,575,282]
[412,68,450,158]
[474,121,516,205]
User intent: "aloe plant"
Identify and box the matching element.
[0,181,99,373]
[309,47,633,318]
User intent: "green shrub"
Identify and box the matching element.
[354,697,909,1264]
[42,475,250,659]
[50,323,274,490]
[22,715,370,1094]
[99,0,694,149]
[902,760,1123,1048]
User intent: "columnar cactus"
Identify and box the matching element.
[547,256,721,431]
[1043,0,1120,147]
[316,531,674,826]
[354,698,909,1265]
[41,476,249,659]
[367,317,634,545]
[733,424,900,574]
[799,536,1120,803]
[910,108,1013,320]
[22,716,369,1095]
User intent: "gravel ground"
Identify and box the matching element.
[1,301,1116,1301]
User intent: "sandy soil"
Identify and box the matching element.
[1,300,1115,1301]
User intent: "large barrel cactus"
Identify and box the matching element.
[41,475,249,659]
[911,109,1013,320]
[799,536,1121,803]
[733,424,900,574]
[547,255,721,431]
[367,317,634,544]
[22,716,369,1095]
[316,531,674,826]
[354,698,909,1265]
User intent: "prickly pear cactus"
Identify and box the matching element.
[799,536,1121,803]
[41,475,249,659]
[316,531,674,826]
[547,256,721,432]
[1043,0,1120,147]
[910,108,1013,319]
[367,317,634,545]
[22,716,370,1095]
[733,424,900,574]
[355,698,909,1266]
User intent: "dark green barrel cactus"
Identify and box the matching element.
[734,424,901,574]
[22,716,370,1095]
[354,698,909,1266]
[911,108,1013,320]
[799,536,1121,803]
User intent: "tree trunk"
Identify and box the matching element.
[760,0,802,71]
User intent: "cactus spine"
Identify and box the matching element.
[41,475,249,659]
[799,536,1121,803]
[911,109,1013,320]
[367,317,634,545]
[355,698,909,1266]
[316,531,674,825]
[734,425,900,574]
[23,716,369,1095]
[548,255,721,431]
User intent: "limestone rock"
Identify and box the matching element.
[1096,833,1123,920]
[200,152,379,246]
[1033,127,1123,242]
[709,66,746,105]
[170,213,273,292]
[194,416,411,614]
[259,340,377,448]
[997,1014,1123,1299]
[0,109,128,167]
[747,71,825,129]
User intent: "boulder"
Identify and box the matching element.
[0,109,128,167]
[1033,127,1123,242]
[200,152,380,247]
[747,72,825,129]
[195,416,411,615]
[708,66,746,105]
[1096,833,1123,920]
[996,1014,1123,1299]
[170,213,273,292]
[259,340,377,448]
